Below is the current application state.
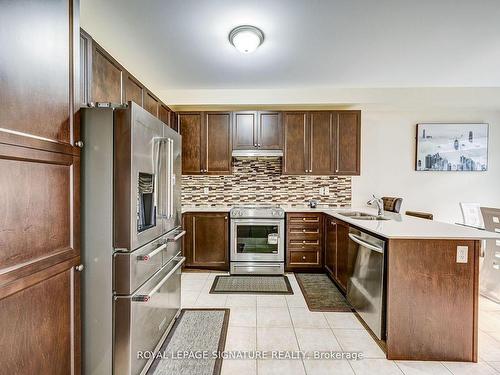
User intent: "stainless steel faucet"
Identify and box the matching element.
[367,195,384,216]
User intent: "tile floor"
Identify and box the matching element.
[181,272,500,375]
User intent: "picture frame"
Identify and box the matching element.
[415,123,489,171]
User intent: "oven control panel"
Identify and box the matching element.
[230,206,285,219]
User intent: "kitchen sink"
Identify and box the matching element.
[339,211,390,221]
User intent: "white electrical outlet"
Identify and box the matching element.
[456,246,468,263]
[319,187,324,195]
[203,187,209,194]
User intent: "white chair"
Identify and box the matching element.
[460,202,484,228]
[479,207,500,303]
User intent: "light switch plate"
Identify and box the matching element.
[203,187,209,194]
[456,246,468,263]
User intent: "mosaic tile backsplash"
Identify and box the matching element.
[181,158,351,207]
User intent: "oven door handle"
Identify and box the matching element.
[132,257,185,302]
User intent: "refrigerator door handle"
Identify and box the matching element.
[169,138,174,219]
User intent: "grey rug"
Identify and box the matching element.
[148,309,229,375]
[210,275,293,294]
[295,273,352,312]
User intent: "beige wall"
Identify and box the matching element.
[352,110,500,223]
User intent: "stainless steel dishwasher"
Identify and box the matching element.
[347,227,386,340]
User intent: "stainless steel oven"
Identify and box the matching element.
[230,206,285,274]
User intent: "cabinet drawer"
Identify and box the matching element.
[288,226,321,240]
[288,239,320,249]
[287,215,322,225]
[289,250,321,266]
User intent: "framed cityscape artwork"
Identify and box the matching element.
[415,123,489,171]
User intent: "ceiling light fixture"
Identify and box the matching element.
[229,25,264,54]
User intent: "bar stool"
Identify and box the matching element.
[382,197,403,213]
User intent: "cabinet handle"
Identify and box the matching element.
[302,229,306,232]
[302,240,306,244]
[224,216,228,220]
[75,264,84,272]
[75,141,84,148]
[258,143,261,147]
[302,256,306,260]
[254,143,258,147]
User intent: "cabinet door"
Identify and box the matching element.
[335,111,361,175]
[335,220,349,291]
[233,111,257,149]
[91,44,123,104]
[206,112,232,174]
[179,113,203,174]
[258,111,282,149]
[158,104,170,126]
[143,91,159,117]
[310,111,334,174]
[325,217,337,277]
[124,74,143,107]
[0,263,80,375]
[283,112,308,175]
[182,213,229,270]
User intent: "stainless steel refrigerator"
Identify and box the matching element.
[81,102,185,375]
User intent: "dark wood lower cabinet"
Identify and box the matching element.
[0,260,81,375]
[286,213,323,270]
[182,212,229,270]
[323,215,348,291]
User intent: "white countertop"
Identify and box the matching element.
[182,205,500,240]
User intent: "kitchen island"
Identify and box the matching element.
[182,205,500,362]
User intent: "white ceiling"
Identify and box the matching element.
[81,0,500,104]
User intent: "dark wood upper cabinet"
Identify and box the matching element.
[144,91,159,117]
[310,111,334,174]
[283,111,360,175]
[258,111,282,149]
[335,111,361,175]
[179,113,203,174]
[182,212,229,270]
[233,111,257,149]
[158,105,170,126]
[179,112,232,175]
[206,112,232,175]
[91,44,123,104]
[283,112,308,174]
[233,111,282,150]
[80,29,174,129]
[124,74,143,107]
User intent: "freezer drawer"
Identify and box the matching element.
[114,256,184,375]
[114,228,185,295]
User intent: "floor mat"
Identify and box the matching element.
[295,273,352,312]
[209,275,293,294]
[148,309,229,375]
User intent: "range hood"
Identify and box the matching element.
[232,149,283,158]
